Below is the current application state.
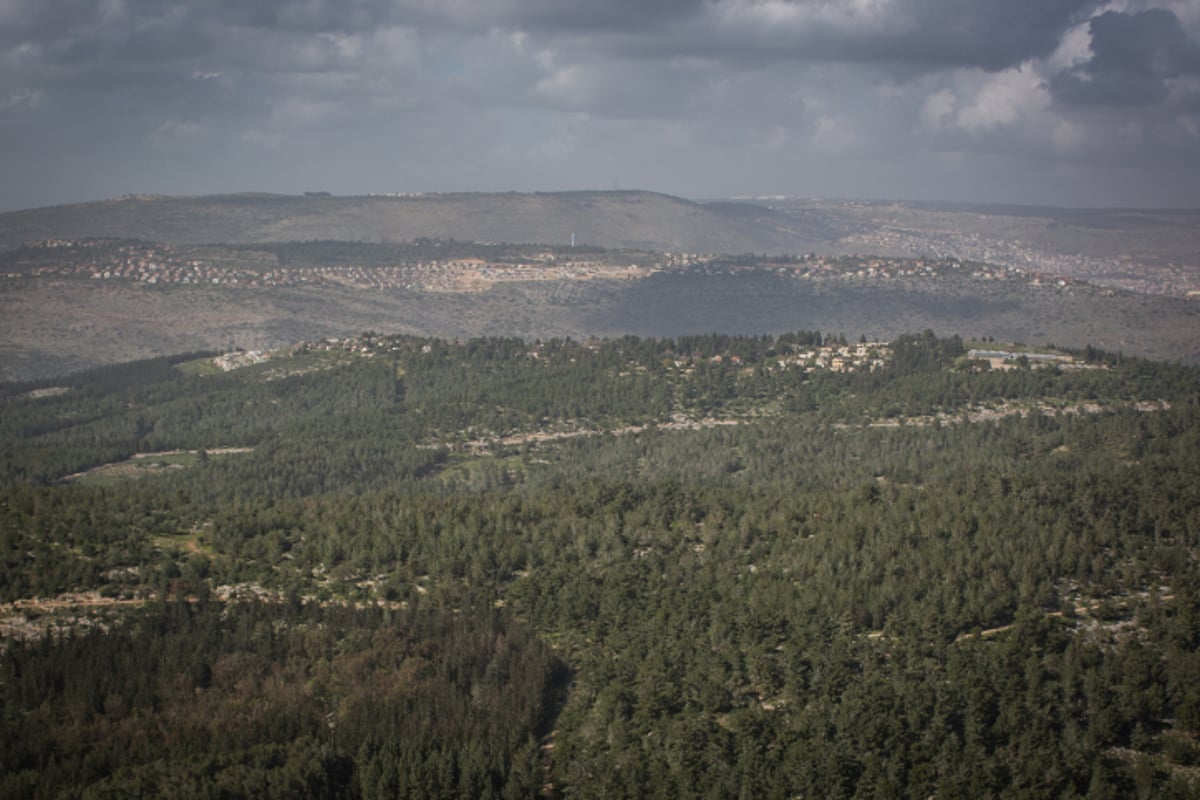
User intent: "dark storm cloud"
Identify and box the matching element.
[640,0,1103,73]
[3,0,1103,73]
[0,0,101,41]
[210,0,406,33]
[469,0,705,33]
[102,22,213,64]
[1050,8,1200,107]
[1087,7,1200,75]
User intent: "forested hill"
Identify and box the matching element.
[2,332,1199,798]
[0,191,819,253]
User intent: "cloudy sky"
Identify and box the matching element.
[2,0,1199,211]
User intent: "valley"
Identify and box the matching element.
[3,192,1199,385]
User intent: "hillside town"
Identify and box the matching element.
[0,240,653,292]
[242,333,1094,383]
[287,333,896,375]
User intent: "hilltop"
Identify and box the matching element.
[0,191,820,254]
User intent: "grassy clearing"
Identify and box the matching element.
[152,531,213,556]
[68,449,250,485]
[71,459,188,486]
[257,349,353,380]
[435,454,527,489]
[174,358,223,377]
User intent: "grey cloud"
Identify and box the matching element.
[113,22,213,64]
[494,0,705,33]
[3,0,1103,89]
[2,0,1199,211]
[434,0,1098,72]
[1051,8,1200,107]
[211,0,404,33]
[57,37,107,66]
[1087,8,1200,77]
[564,0,1103,75]
[2,4,213,93]
[0,0,104,42]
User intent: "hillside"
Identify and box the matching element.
[0,191,820,254]
[2,333,1199,798]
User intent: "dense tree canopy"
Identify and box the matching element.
[1,332,1198,797]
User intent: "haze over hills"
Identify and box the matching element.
[4,190,1197,296]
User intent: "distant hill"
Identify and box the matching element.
[0,191,826,254]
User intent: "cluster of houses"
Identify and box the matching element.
[777,342,892,373]
[655,251,1092,292]
[668,342,892,374]
[788,256,964,281]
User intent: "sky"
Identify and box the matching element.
[2,0,1200,211]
